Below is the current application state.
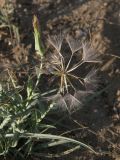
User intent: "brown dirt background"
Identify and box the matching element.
[0,0,120,159]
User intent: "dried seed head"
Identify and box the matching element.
[44,34,101,112]
[66,36,82,54]
[74,90,93,102]
[48,52,61,66]
[84,68,99,91]
[82,43,101,63]
[48,93,82,112]
[51,91,92,112]
[65,93,82,111]
[48,33,64,54]
[47,93,68,111]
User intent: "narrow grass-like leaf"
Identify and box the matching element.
[33,15,44,58]
[5,133,96,154]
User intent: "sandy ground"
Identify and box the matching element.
[0,0,120,159]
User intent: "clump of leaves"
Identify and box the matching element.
[0,71,96,158]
